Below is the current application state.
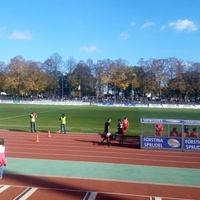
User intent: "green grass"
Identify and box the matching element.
[0,104,199,135]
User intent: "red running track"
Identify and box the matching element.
[0,131,199,200]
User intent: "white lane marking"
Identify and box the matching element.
[0,185,10,193]
[14,187,38,200]
[83,192,97,200]
[150,197,162,200]
[1,184,194,200]
[0,109,60,121]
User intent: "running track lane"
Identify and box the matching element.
[0,131,200,200]
[1,175,200,200]
[2,132,200,169]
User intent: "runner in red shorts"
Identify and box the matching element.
[122,117,129,135]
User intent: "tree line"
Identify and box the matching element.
[0,54,200,102]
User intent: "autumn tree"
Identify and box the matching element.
[110,59,130,93]
[26,61,48,95]
[0,62,6,92]
[132,66,146,99]
[4,56,28,95]
[109,65,137,99]
[1,54,199,102]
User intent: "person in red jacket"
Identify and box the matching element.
[155,123,163,136]
[122,117,129,135]
[190,128,198,138]
[0,138,6,179]
[170,127,179,137]
[179,125,190,137]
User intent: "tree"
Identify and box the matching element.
[138,58,159,99]
[4,56,27,95]
[0,62,6,92]
[183,62,200,101]
[151,59,168,98]
[26,61,48,95]
[95,59,113,96]
[168,59,186,100]
[126,67,139,100]
[43,54,62,97]
[132,66,146,99]
[65,56,76,74]
[110,65,136,98]
[64,56,77,97]
[1,54,199,102]
[68,61,95,98]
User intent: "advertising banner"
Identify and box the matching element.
[141,136,182,150]
[184,138,200,151]
[141,118,200,125]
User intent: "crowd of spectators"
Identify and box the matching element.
[0,93,200,105]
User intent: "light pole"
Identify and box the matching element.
[132,80,133,103]
[78,79,81,100]
[61,73,65,100]
[62,76,63,99]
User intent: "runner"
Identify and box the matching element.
[101,118,111,146]
[122,117,129,135]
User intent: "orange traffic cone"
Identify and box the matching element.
[35,134,40,142]
[47,130,51,137]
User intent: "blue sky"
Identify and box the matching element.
[1,0,200,66]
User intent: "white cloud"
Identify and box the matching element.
[141,22,156,28]
[167,19,198,32]
[79,45,98,53]
[120,32,129,39]
[7,31,32,40]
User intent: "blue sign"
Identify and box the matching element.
[13,100,20,104]
[141,118,200,125]
[141,136,182,150]
[184,138,200,151]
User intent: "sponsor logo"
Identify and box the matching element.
[168,139,180,148]
[166,120,181,123]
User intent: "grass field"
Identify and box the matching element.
[0,103,199,135]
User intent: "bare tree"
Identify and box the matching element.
[43,59,59,96]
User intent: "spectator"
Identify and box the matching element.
[179,125,189,137]
[155,123,163,136]
[0,138,6,179]
[190,128,198,138]
[170,127,179,137]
